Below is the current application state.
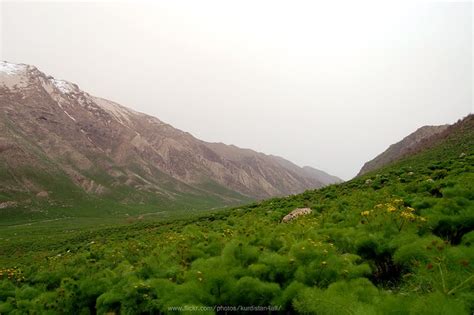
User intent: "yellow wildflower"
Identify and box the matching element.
[393,199,404,205]
[387,205,397,213]
[401,212,416,220]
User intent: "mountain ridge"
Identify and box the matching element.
[0,61,341,220]
[357,124,450,176]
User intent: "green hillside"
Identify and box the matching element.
[0,134,252,225]
[0,109,253,225]
[0,115,473,314]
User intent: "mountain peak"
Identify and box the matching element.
[0,60,29,75]
[1,60,80,95]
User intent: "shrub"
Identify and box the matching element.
[293,278,380,315]
[461,231,474,246]
[409,292,469,315]
[432,169,448,180]
[356,235,403,286]
[393,235,442,269]
[221,241,259,267]
[230,276,280,306]
[273,281,306,311]
[256,252,295,285]
[433,216,474,244]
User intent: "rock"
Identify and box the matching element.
[282,208,312,223]
[36,191,49,198]
[0,201,18,209]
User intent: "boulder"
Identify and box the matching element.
[282,208,312,223]
[36,191,49,198]
[0,201,18,209]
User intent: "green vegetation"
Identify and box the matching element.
[0,118,473,314]
[0,163,251,225]
[0,123,252,225]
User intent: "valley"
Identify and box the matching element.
[1,2,471,313]
[0,112,472,313]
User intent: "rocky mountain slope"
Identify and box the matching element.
[357,124,450,176]
[0,61,341,218]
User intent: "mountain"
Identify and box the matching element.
[0,61,340,220]
[357,124,450,176]
[301,166,343,185]
[268,155,343,185]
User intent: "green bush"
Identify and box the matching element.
[293,278,380,315]
[230,276,280,306]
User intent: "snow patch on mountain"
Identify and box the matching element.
[0,61,27,75]
[51,79,75,94]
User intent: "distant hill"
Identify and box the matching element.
[357,124,450,176]
[267,155,342,186]
[301,166,343,185]
[0,61,340,220]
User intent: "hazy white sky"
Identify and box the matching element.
[1,1,472,179]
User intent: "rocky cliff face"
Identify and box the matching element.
[0,61,341,211]
[357,124,450,176]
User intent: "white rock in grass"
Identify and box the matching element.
[282,208,312,223]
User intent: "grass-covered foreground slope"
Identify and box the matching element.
[0,115,473,314]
